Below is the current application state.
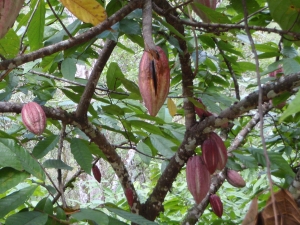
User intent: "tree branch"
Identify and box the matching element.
[75,40,117,121]
[0,0,142,71]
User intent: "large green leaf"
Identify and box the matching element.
[280,90,300,122]
[0,142,23,171]
[70,138,93,174]
[71,208,109,224]
[106,207,158,225]
[32,135,59,159]
[119,19,141,35]
[43,159,73,170]
[137,141,152,165]
[106,62,125,90]
[27,0,45,50]
[6,211,48,225]
[0,185,37,218]
[0,29,20,58]
[61,58,77,81]
[35,197,53,216]
[0,138,45,181]
[130,120,163,135]
[150,135,176,158]
[0,168,30,194]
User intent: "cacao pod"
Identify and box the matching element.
[138,46,170,116]
[186,155,211,204]
[191,0,217,23]
[201,138,219,174]
[195,98,212,119]
[125,188,134,207]
[92,165,101,183]
[0,0,25,38]
[21,102,46,135]
[226,169,246,188]
[210,132,228,170]
[209,194,223,218]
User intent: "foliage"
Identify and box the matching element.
[0,0,299,224]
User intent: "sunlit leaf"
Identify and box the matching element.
[60,0,107,26]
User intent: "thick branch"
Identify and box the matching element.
[0,0,142,71]
[75,40,117,121]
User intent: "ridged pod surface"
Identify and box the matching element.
[201,138,219,174]
[0,0,25,38]
[21,102,46,135]
[92,165,101,183]
[186,155,211,204]
[226,169,246,188]
[138,46,170,116]
[209,194,223,218]
[210,132,228,170]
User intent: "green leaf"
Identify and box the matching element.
[125,34,144,48]
[130,120,163,135]
[233,152,257,168]
[106,0,122,17]
[150,135,176,158]
[43,159,73,170]
[280,90,300,122]
[0,141,23,171]
[0,29,20,58]
[193,3,232,24]
[102,104,125,116]
[0,138,45,181]
[0,168,30,194]
[137,141,152,165]
[117,42,135,54]
[35,197,53,215]
[118,77,141,96]
[70,138,93,174]
[28,0,45,50]
[282,58,300,75]
[106,207,158,225]
[32,135,59,159]
[0,185,37,218]
[71,208,109,224]
[6,211,48,225]
[119,19,141,35]
[61,58,77,81]
[106,62,125,90]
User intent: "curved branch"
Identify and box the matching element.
[0,0,142,71]
[75,40,117,121]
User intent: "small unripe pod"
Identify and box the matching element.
[92,165,101,183]
[125,188,134,207]
[226,169,246,188]
[209,194,223,218]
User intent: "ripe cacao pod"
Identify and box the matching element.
[138,46,170,116]
[201,138,219,174]
[21,102,46,135]
[186,155,211,204]
[195,98,212,119]
[0,0,25,38]
[125,188,134,207]
[92,165,101,183]
[209,194,223,218]
[191,0,217,23]
[210,132,228,170]
[226,169,246,188]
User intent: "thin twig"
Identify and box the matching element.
[237,6,268,24]
[241,1,278,225]
[46,0,73,38]
[57,122,67,208]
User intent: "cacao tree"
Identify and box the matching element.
[0,0,300,224]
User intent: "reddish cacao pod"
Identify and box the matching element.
[125,188,134,207]
[186,155,211,204]
[210,132,228,170]
[269,66,283,78]
[191,0,217,23]
[195,98,212,119]
[0,0,25,39]
[21,102,46,135]
[226,169,246,188]
[138,46,170,116]
[92,165,101,183]
[209,194,223,218]
[201,138,219,174]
